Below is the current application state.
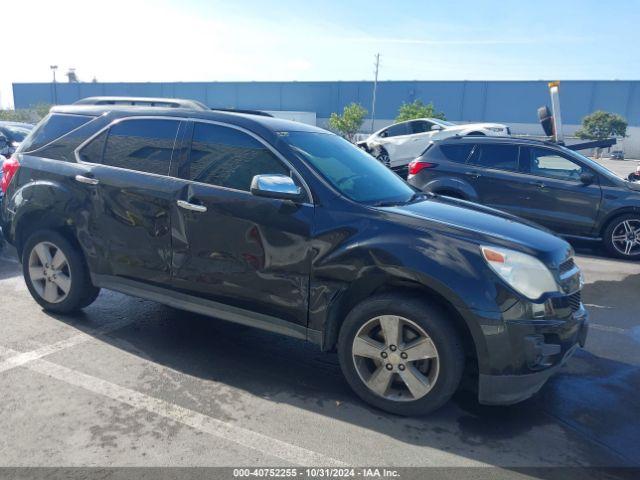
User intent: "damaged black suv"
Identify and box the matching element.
[0,102,588,415]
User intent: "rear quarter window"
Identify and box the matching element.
[434,143,474,163]
[19,113,93,153]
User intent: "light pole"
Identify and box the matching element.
[370,53,380,133]
[50,65,58,105]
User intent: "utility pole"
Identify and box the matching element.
[370,53,380,133]
[50,65,58,105]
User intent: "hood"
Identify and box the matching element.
[379,197,572,267]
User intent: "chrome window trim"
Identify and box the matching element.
[73,115,314,205]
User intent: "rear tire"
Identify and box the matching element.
[22,230,100,313]
[603,214,640,259]
[337,294,464,416]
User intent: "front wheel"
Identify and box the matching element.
[337,294,464,416]
[603,214,640,259]
[22,230,100,313]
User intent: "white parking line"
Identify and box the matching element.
[0,338,346,466]
[0,318,134,374]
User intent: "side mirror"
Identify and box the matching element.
[580,172,595,185]
[250,174,303,201]
[430,125,443,131]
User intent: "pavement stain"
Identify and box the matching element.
[88,404,183,449]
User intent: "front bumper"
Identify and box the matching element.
[475,306,589,405]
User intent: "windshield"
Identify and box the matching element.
[284,131,416,204]
[432,119,456,127]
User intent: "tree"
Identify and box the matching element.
[395,99,446,123]
[328,103,367,142]
[575,110,627,140]
[0,103,51,123]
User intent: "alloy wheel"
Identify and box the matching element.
[376,152,391,168]
[28,241,72,304]
[352,315,439,402]
[610,219,640,257]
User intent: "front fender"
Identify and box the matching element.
[308,225,503,371]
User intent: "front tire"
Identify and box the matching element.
[337,294,464,416]
[22,230,100,313]
[603,214,640,259]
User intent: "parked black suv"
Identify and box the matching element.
[408,136,640,259]
[1,104,588,415]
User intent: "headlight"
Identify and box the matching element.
[481,246,559,300]
[487,127,505,133]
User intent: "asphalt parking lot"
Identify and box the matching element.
[0,157,638,472]
[0,239,639,471]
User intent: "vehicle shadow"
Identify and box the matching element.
[41,286,640,473]
[3,249,638,473]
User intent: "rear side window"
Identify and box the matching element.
[19,113,93,152]
[101,119,180,175]
[181,122,288,191]
[468,144,519,171]
[436,143,474,163]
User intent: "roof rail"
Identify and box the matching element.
[210,108,273,117]
[73,97,274,117]
[73,96,210,110]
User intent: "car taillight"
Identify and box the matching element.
[1,156,20,193]
[408,160,437,176]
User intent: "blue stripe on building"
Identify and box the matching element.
[12,80,640,126]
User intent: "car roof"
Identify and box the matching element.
[435,134,557,148]
[50,104,327,134]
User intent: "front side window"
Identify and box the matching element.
[380,123,410,138]
[410,121,432,134]
[469,144,519,171]
[102,119,180,175]
[528,147,584,180]
[181,123,288,192]
[284,131,415,204]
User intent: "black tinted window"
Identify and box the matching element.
[410,121,431,134]
[102,119,179,175]
[78,130,107,163]
[469,144,519,171]
[19,114,92,152]
[437,143,474,163]
[182,123,288,191]
[382,123,410,138]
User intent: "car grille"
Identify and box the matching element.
[569,291,582,312]
[559,258,575,276]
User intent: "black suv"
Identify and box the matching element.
[407,136,640,259]
[0,104,588,415]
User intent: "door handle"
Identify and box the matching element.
[75,174,99,185]
[464,171,481,179]
[177,199,207,213]
[535,182,547,189]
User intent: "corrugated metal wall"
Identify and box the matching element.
[12,80,640,126]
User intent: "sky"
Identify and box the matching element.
[2,0,640,107]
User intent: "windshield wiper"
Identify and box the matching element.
[372,192,430,207]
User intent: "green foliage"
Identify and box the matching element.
[395,100,446,123]
[575,110,627,140]
[0,103,51,123]
[328,103,368,141]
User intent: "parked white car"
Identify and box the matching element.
[360,118,510,168]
